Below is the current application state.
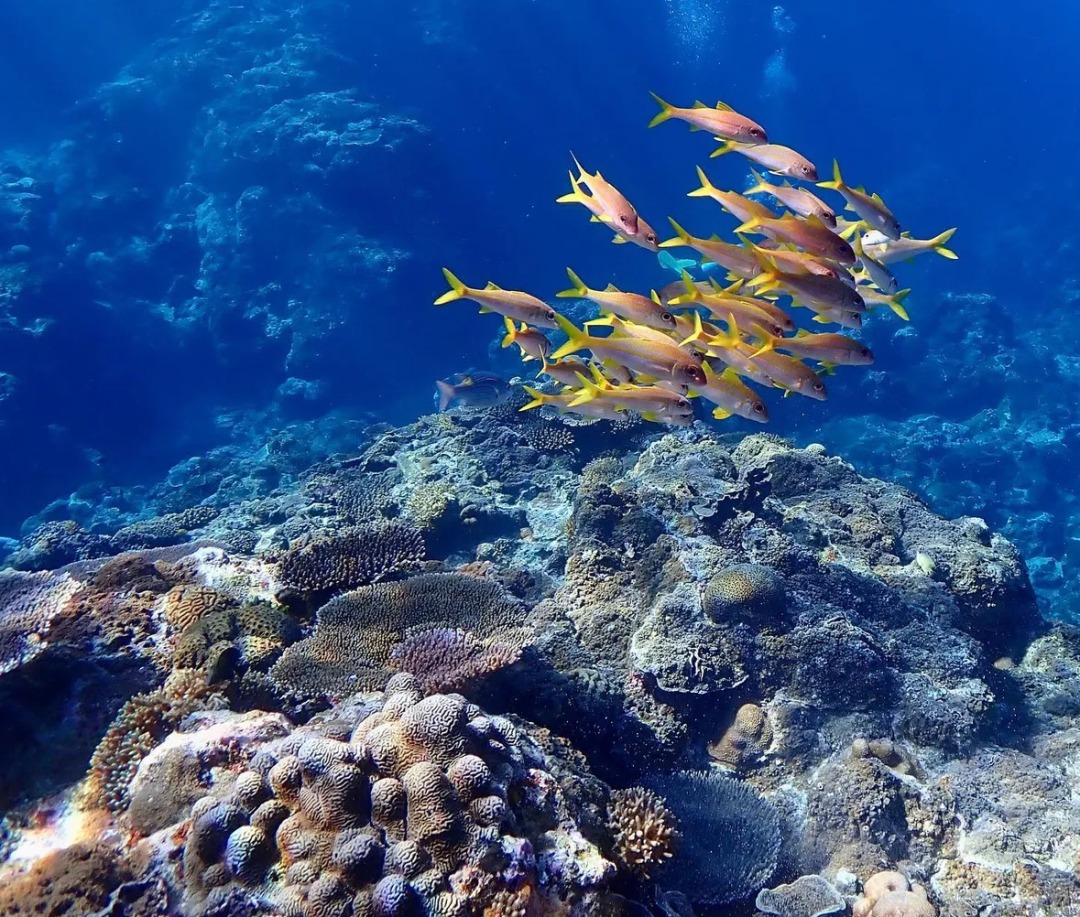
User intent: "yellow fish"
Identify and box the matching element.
[557,268,676,331]
[648,93,768,144]
[745,169,836,228]
[660,219,759,279]
[750,327,874,366]
[818,160,901,240]
[693,362,769,423]
[711,140,818,182]
[501,317,551,362]
[860,229,957,265]
[435,269,559,329]
[688,166,778,225]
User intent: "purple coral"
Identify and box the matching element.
[388,627,521,693]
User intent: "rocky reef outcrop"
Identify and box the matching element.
[1,404,1075,915]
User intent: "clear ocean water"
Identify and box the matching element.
[4,4,1080,914]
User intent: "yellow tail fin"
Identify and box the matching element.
[659,218,693,249]
[550,313,588,361]
[709,140,735,159]
[648,92,675,128]
[501,315,517,348]
[434,267,467,305]
[688,165,716,199]
[520,386,550,411]
[817,158,844,191]
[556,267,589,299]
[931,228,958,259]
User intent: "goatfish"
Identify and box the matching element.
[709,315,827,400]
[660,219,759,279]
[551,313,707,388]
[852,237,898,294]
[693,362,769,423]
[435,269,560,329]
[860,228,958,264]
[711,140,818,182]
[520,385,625,420]
[556,171,661,252]
[566,154,641,237]
[736,213,856,266]
[749,251,866,315]
[539,356,592,387]
[557,268,676,331]
[750,327,875,366]
[669,271,792,338]
[435,373,512,412]
[688,167,777,225]
[648,93,768,144]
[854,285,911,321]
[748,238,851,283]
[502,317,551,362]
[745,169,836,228]
[570,372,694,425]
[818,161,901,240]
[693,315,779,389]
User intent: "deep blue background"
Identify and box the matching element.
[1,0,1079,614]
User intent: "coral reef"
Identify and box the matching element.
[277,524,426,596]
[606,786,678,879]
[756,875,846,917]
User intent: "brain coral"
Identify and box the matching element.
[173,602,302,681]
[178,678,613,915]
[270,574,529,700]
[702,563,787,625]
[708,703,774,770]
[646,770,781,906]
[278,524,425,594]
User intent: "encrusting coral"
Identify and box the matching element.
[277,523,426,594]
[853,871,937,917]
[270,573,530,699]
[755,874,846,917]
[173,601,302,681]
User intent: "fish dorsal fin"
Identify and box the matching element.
[855,184,867,194]
[794,329,811,338]
[692,100,708,108]
[484,281,501,290]
[804,213,828,230]
[720,366,741,383]
[871,191,885,204]
[651,290,662,304]
[603,283,620,292]
[714,100,733,111]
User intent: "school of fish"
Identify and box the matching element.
[434,93,957,426]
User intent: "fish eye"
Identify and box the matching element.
[751,128,764,139]
[662,312,674,324]
[813,380,825,392]
[546,309,557,321]
[647,233,657,244]
[753,403,766,414]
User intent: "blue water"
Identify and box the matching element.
[1,0,1078,612]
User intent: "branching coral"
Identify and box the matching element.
[607,786,678,879]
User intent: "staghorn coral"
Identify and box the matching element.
[278,524,425,594]
[270,573,529,700]
[708,703,773,769]
[646,770,781,906]
[388,627,521,694]
[174,678,613,915]
[607,786,678,879]
[173,602,302,681]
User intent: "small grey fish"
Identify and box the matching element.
[434,372,511,411]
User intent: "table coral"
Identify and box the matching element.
[270,573,530,699]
